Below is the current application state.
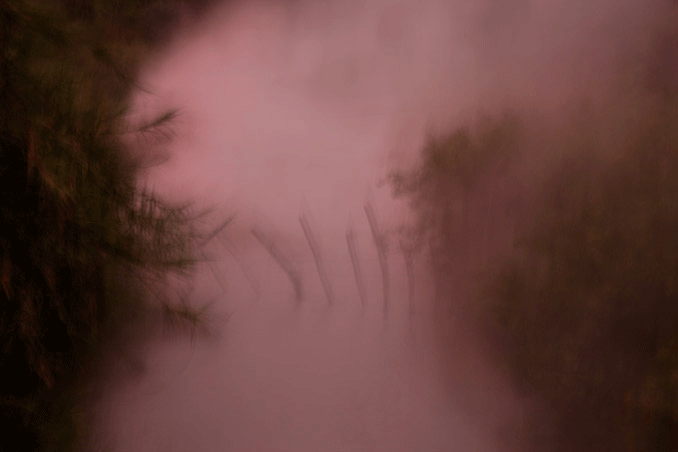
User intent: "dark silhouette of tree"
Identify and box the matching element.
[0,1,220,451]
[394,8,678,451]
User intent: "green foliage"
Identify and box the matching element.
[0,1,218,451]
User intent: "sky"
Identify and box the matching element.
[88,0,671,451]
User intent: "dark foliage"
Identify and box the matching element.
[0,1,216,451]
[394,9,678,452]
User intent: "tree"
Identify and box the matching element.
[393,9,678,451]
[390,112,524,305]
[1,1,217,451]
[478,95,678,451]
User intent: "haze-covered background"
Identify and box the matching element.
[80,0,678,451]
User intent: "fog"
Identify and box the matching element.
[89,0,669,450]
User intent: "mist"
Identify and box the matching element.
[87,0,673,451]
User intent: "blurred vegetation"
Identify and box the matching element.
[393,11,678,452]
[390,112,524,298]
[0,1,222,451]
[481,99,678,452]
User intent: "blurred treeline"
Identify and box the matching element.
[0,1,217,451]
[393,6,678,452]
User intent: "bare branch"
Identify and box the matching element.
[400,239,415,318]
[346,225,367,312]
[364,202,389,321]
[219,236,261,303]
[251,226,303,307]
[299,213,334,308]
[198,214,236,248]
[429,240,442,313]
